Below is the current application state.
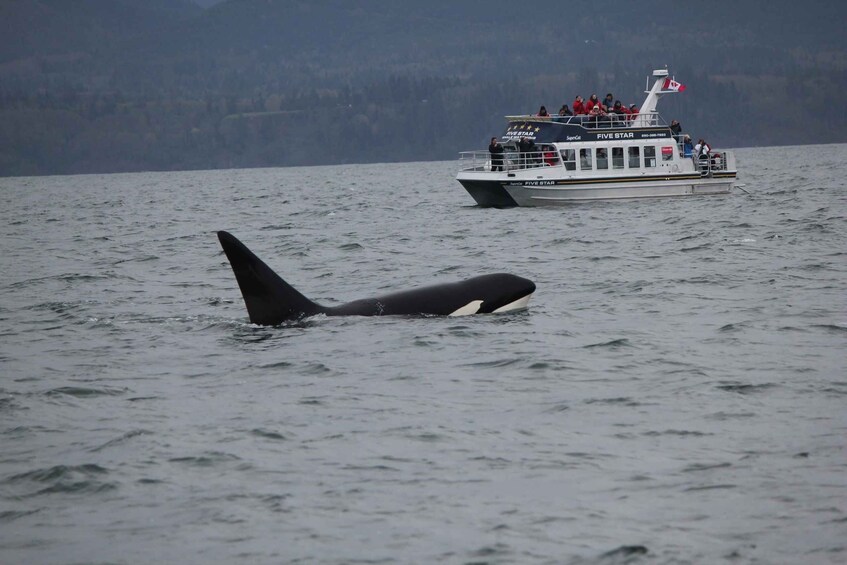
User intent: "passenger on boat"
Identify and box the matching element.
[489,137,504,171]
[552,104,573,123]
[603,93,614,111]
[670,120,683,143]
[527,138,540,166]
[587,104,606,127]
[597,148,609,168]
[694,139,711,172]
[543,145,557,167]
[536,105,549,117]
[585,94,602,112]
[628,104,639,122]
[683,135,694,157]
[518,137,533,168]
[573,96,586,115]
[609,100,626,125]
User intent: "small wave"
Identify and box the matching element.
[677,233,704,241]
[598,545,649,561]
[169,452,241,467]
[90,430,151,452]
[56,273,112,282]
[5,464,109,484]
[36,481,118,495]
[707,411,756,420]
[250,428,287,441]
[0,509,41,523]
[0,395,24,411]
[462,358,523,369]
[681,243,713,252]
[583,338,631,349]
[303,362,333,375]
[585,397,640,406]
[642,429,712,437]
[684,484,737,492]
[683,462,733,473]
[777,325,808,333]
[337,242,363,251]
[468,543,511,559]
[342,464,400,472]
[298,397,324,405]
[716,383,777,395]
[45,386,127,398]
[443,325,484,337]
[111,254,158,265]
[4,464,117,497]
[256,361,294,369]
[409,432,445,442]
[811,323,847,334]
[718,321,751,332]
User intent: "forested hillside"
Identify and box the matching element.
[1,0,845,176]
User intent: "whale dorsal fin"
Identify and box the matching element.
[217,231,324,324]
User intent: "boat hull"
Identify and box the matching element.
[458,179,519,208]
[457,174,736,207]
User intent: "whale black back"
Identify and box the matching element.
[218,231,535,325]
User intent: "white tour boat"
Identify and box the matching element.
[456,69,737,207]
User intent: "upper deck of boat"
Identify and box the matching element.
[499,112,672,144]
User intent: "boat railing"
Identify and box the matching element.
[505,111,666,129]
[693,150,733,176]
[459,150,560,172]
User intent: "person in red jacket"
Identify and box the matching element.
[572,96,586,115]
[585,94,601,112]
[628,104,639,123]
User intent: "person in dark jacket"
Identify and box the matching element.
[670,120,683,143]
[518,137,530,169]
[488,137,504,171]
[526,138,539,166]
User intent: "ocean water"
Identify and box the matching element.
[1,144,845,564]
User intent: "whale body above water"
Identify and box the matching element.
[217,231,535,325]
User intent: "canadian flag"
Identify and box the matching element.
[663,78,686,92]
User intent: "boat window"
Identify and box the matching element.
[579,148,592,170]
[661,146,674,161]
[612,147,624,169]
[560,149,576,171]
[596,148,608,170]
[644,146,656,168]
[628,147,640,168]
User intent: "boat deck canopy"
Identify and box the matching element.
[501,116,672,144]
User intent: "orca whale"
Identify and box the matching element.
[217,231,535,325]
